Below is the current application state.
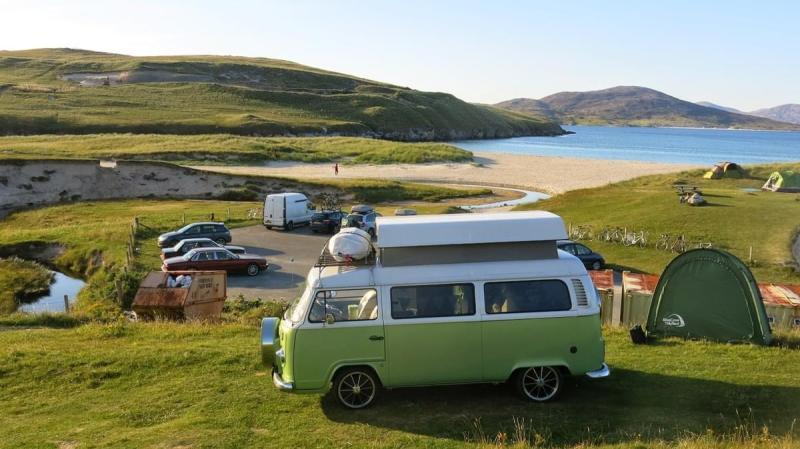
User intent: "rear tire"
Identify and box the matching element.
[332,367,379,409]
[265,225,273,230]
[215,238,227,245]
[246,263,260,276]
[515,366,562,402]
[286,221,294,231]
[591,261,602,270]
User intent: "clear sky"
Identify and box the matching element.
[1,0,798,110]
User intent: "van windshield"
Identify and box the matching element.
[286,284,312,324]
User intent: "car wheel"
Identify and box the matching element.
[333,367,379,409]
[265,225,273,230]
[515,366,562,402]
[215,238,227,245]
[246,263,260,276]
[286,221,294,231]
[591,261,602,271]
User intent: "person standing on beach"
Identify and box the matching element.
[334,163,339,176]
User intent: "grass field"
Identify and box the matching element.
[0,323,796,449]
[0,134,473,165]
[517,164,800,283]
[0,49,563,139]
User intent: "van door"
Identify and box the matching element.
[383,283,482,386]
[292,288,386,391]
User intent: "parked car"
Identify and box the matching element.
[161,238,246,260]
[157,222,231,248]
[557,240,605,270]
[310,210,345,234]
[341,212,378,237]
[262,212,608,409]
[350,204,375,214]
[264,192,314,231]
[162,247,268,276]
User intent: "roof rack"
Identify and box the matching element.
[314,236,377,268]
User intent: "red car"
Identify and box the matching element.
[162,247,268,276]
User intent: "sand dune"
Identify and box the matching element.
[198,152,700,194]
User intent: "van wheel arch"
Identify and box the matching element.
[330,364,384,389]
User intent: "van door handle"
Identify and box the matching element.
[369,335,384,341]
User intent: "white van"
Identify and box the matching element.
[263,193,314,231]
[261,211,609,409]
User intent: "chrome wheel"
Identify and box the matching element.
[215,238,226,245]
[335,369,377,409]
[518,366,561,402]
[246,263,260,276]
[591,261,602,270]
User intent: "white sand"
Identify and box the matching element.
[196,152,700,195]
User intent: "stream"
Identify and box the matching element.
[19,270,85,313]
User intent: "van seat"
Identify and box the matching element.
[357,290,378,320]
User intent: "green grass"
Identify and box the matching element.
[0,324,796,448]
[0,48,563,139]
[0,258,53,314]
[0,134,473,165]
[516,164,800,283]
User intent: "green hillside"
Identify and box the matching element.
[0,48,564,140]
[0,134,472,165]
[496,86,799,130]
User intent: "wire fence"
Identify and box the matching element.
[566,223,774,267]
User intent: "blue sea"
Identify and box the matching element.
[453,125,800,165]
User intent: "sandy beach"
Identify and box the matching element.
[197,152,701,194]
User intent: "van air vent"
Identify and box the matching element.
[571,279,589,307]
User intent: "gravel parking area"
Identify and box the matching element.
[226,225,329,302]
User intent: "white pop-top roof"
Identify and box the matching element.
[376,211,567,248]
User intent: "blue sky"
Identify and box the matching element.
[1,0,798,110]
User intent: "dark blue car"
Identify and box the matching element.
[557,240,605,270]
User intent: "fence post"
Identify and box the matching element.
[63,294,70,313]
[749,246,753,264]
[210,212,215,221]
[226,208,230,221]
[115,279,124,306]
[182,212,185,225]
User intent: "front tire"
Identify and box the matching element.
[591,261,602,270]
[215,238,227,245]
[286,221,294,231]
[246,263,260,276]
[515,366,562,402]
[333,367,379,409]
[265,225,273,230]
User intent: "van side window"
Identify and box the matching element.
[308,288,378,323]
[390,284,475,319]
[484,280,571,314]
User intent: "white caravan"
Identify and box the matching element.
[263,193,314,231]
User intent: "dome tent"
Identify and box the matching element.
[762,171,800,192]
[703,161,745,179]
[646,249,771,345]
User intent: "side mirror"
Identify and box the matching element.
[325,313,336,325]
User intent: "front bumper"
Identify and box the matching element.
[585,363,610,379]
[273,370,294,391]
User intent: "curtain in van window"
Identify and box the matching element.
[484,280,571,314]
[390,284,475,319]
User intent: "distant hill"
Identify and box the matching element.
[0,48,564,140]
[749,104,800,125]
[695,101,743,114]
[495,86,798,130]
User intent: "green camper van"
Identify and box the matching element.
[261,212,610,409]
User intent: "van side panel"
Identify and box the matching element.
[292,324,386,391]
[481,314,604,381]
[385,321,483,386]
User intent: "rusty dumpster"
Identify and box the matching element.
[132,271,227,320]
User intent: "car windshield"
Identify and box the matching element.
[343,214,363,226]
[182,249,199,259]
[177,224,195,233]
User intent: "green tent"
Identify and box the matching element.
[762,171,800,192]
[646,249,772,345]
